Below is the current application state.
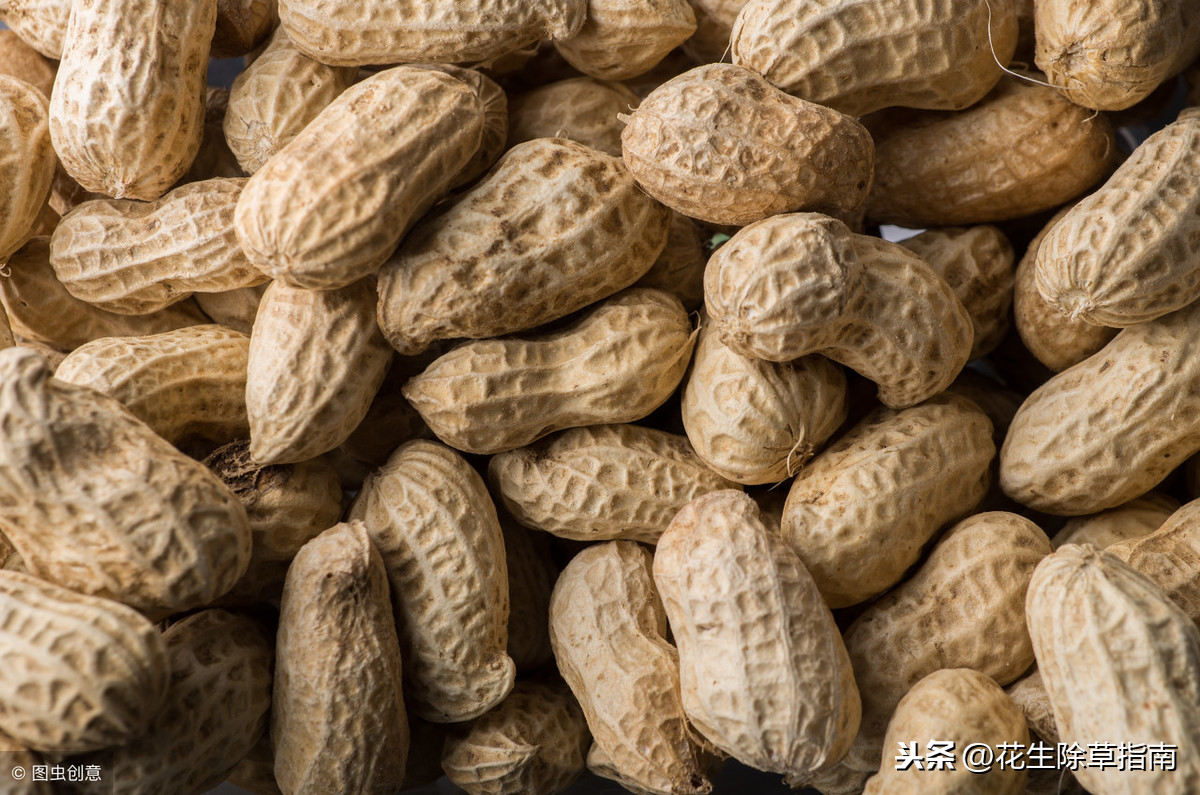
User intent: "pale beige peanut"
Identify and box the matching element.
[404,289,696,456]
[621,64,873,226]
[900,225,1015,359]
[223,27,356,176]
[442,680,590,795]
[274,523,408,795]
[179,87,245,185]
[247,279,391,465]
[1014,203,1117,372]
[682,0,748,62]
[0,75,54,264]
[236,66,485,290]
[732,0,1016,116]
[1001,301,1200,515]
[841,512,1050,770]
[212,0,278,57]
[405,63,508,188]
[655,490,860,781]
[49,0,216,200]
[682,320,846,485]
[95,610,273,795]
[705,213,972,409]
[1006,668,1059,745]
[278,0,586,66]
[865,79,1115,227]
[0,347,252,615]
[377,139,671,356]
[348,440,514,723]
[193,285,266,336]
[1035,109,1200,327]
[490,424,740,544]
[0,731,48,794]
[0,0,68,59]
[0,570,169,753]
[1035,0,1200,111]
[1027,545,1200,794]
[862,669,1028,795]
[783,394,994,608]
[1108,499,1200,623]
[0,238,208,352]
[501,520,556,673]
[50,178,266,315]
[0,29,55,99]
[555,0,695,80]
[550,541,713,795]
[506,77,639,157]
[1053,493,1180,550]
[54,325,251,448]
[634,212,708,311]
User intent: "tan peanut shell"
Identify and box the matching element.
[442,680,590,795]
[277,0,586,67]
[0,731,48,794]
[348,440,514,723]
[1035,109,1200,327]
[1001,301,1200,515]
[1108,499,1200,623]
[0,0,68,59]
[655,490,860,781]
[100,610,273,794]
[224,27,356,175]
[193,284,266,336]
[247,279,392,465]
[732,0,1016,117]
[682,321,846,485]
[274,522,408,795]
[235,66,484,290]
[705,213,973,409]
[490,424,740,544]
[1053,493,1180,550]
[865,79,1115,227]
[501,520,556,673]
[1035,0,1200,111]
[50,178,266,315]
[506,77,639,158]
[1027,545,1200,794]
[842,512,1050,767]
[212,0,278,57]
[377,139,671,356]
[862,669,1028,795]
[54,325,251,448]
[49,0,216,200]
[203,440,343,606]
[634,212,708,311]
[0,30,54,100]
[0,75,54,264]
[180,88,245,185]
[682,0,748,62]
[403,289,695,456]
[1006,668,1058,746]
[0,238,207,352]
[1014,203,1117,372]
[0,347,252,615]
[550,541,713,795]
[408,63,508,188]
[554,0,696,80]
[899,225,1014,359]
[621,64,873,226]
[783,394,994,608]
[0,570,169,753]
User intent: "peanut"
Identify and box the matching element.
[192,285,266,336]
[0,75,54,264]
[1108,498,1200,623]
[0,731,47,794]
[554,0,696,81]
[506,77,639,158]
[0,29,55,99]
[1053,492,1180,550]
[407,63,508,188]
[338,351,435,467]
[0,0,68,59]
[634,211,709,311]
[682,0,748,63]
[211,0,278,58]
[1006,668,1059,745]
[180,88,245,185]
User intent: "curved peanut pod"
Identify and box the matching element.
[1108,499,1200,623]
[1053,493,1180,550]
[50,178,266,315]
[1035,109,1200,327]
[782,394,994,608]
[490,424,740,544]
[54,325,251,447]
[705,212,972,409]
[550,542,713,795]
[654,490,860,781]
[49,0,216,200]
[506,77,639,158]
[247,279,392,465]
[235,66,485,290]
[731,0,1017,116]
[0,0,70,59]
[1001,301,1200,515]
[348,440,514,723]
[407,63,508,188]
[274,523,408,794]
[621,64,873,227]
[1006,668,1058,746]
[0,75,54,264]
[0,347,252,615]
[211,0,277,57]
[0,570,169,753]
[0,29,57,100]
[554,0,695,81]
[377,139,670,356]
[1027,546,1200,794]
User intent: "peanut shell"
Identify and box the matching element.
[0,75,54,264]
[554,0,696,81]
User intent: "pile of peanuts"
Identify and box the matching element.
[1,0,1199,794]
